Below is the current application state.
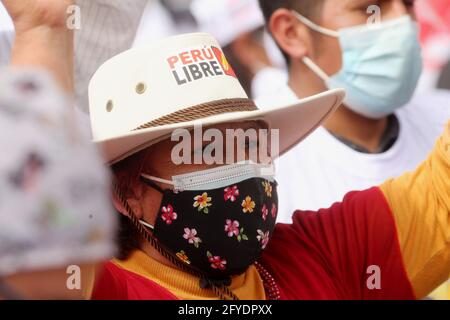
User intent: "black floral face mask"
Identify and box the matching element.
[139,163,278,281]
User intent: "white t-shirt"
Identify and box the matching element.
[257,86,450,223]
[251,66,287,99]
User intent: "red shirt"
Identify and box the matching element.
[93,188,415,300]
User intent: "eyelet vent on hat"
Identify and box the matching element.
[136,82,147,95]
[106,100,114,112]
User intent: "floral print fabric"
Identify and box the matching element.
[144,175,278,280]
[0,70,116,277]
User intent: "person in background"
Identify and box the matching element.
[0,0,148,115]
[191,0,287,97]
[133,0,198,49]
[258,0,450,300]
[0,0,116,299]
[74,0,148,115]
[258,0,450,216]
[132,0,183,48]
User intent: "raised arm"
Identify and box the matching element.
[74,0,148,113]
[263,122,450,299]
[2,0,74,92]
[380,122,450,298]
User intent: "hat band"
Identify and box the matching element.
[133,98,258,131]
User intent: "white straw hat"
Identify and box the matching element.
[89,33,345,164]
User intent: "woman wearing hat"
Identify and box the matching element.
[88,33,449,300]
[5,0,450,300]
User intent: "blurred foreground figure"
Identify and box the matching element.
[0,70,116,299]
[0,0,117,299]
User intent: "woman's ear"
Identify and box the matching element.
[111,191,143,219]
[268,8,311,61]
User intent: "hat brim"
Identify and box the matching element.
[95,89,345,164]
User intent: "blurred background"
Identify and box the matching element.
[1,0,449,98]
[131,0,450,98]
[0,0,449,300]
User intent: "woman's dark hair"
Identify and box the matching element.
[115,213,142,260]
[111,147,153,260]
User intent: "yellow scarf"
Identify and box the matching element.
[113,250,266,300]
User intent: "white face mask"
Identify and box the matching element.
[141,161,275,192]
[292,12,423,119]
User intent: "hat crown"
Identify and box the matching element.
[89,33,248,142]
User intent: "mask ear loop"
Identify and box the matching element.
[140,175,167,194]
[140,174,173,192]
[290,10,339,86]
[112,180,239,301]
[302,56,332,83]
[290,10,340,38]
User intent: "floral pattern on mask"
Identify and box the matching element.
[147,176,278,279]
[257,230,270,249]
[176,250,191,265]
[183,228,202,248]
[161,205,177,225]
[224,186,239,202]
[225,220,249,242]
[241,196,256,213]
[271,204,277,219]
[207,251,227,270]
[261,204,269,221]
[262,180,272,197]
[193,192,212,213]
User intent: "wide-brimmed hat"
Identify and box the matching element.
[89,33,345,164]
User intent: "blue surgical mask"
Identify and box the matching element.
[292,12,423,119]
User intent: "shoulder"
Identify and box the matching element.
[264,188,396,271]
[260,188,414,299]
[269,187,393,247]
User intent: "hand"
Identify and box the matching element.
[2,0,75,91]
[1,0,75,32]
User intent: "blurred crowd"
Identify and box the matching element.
[1,0,449,100]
